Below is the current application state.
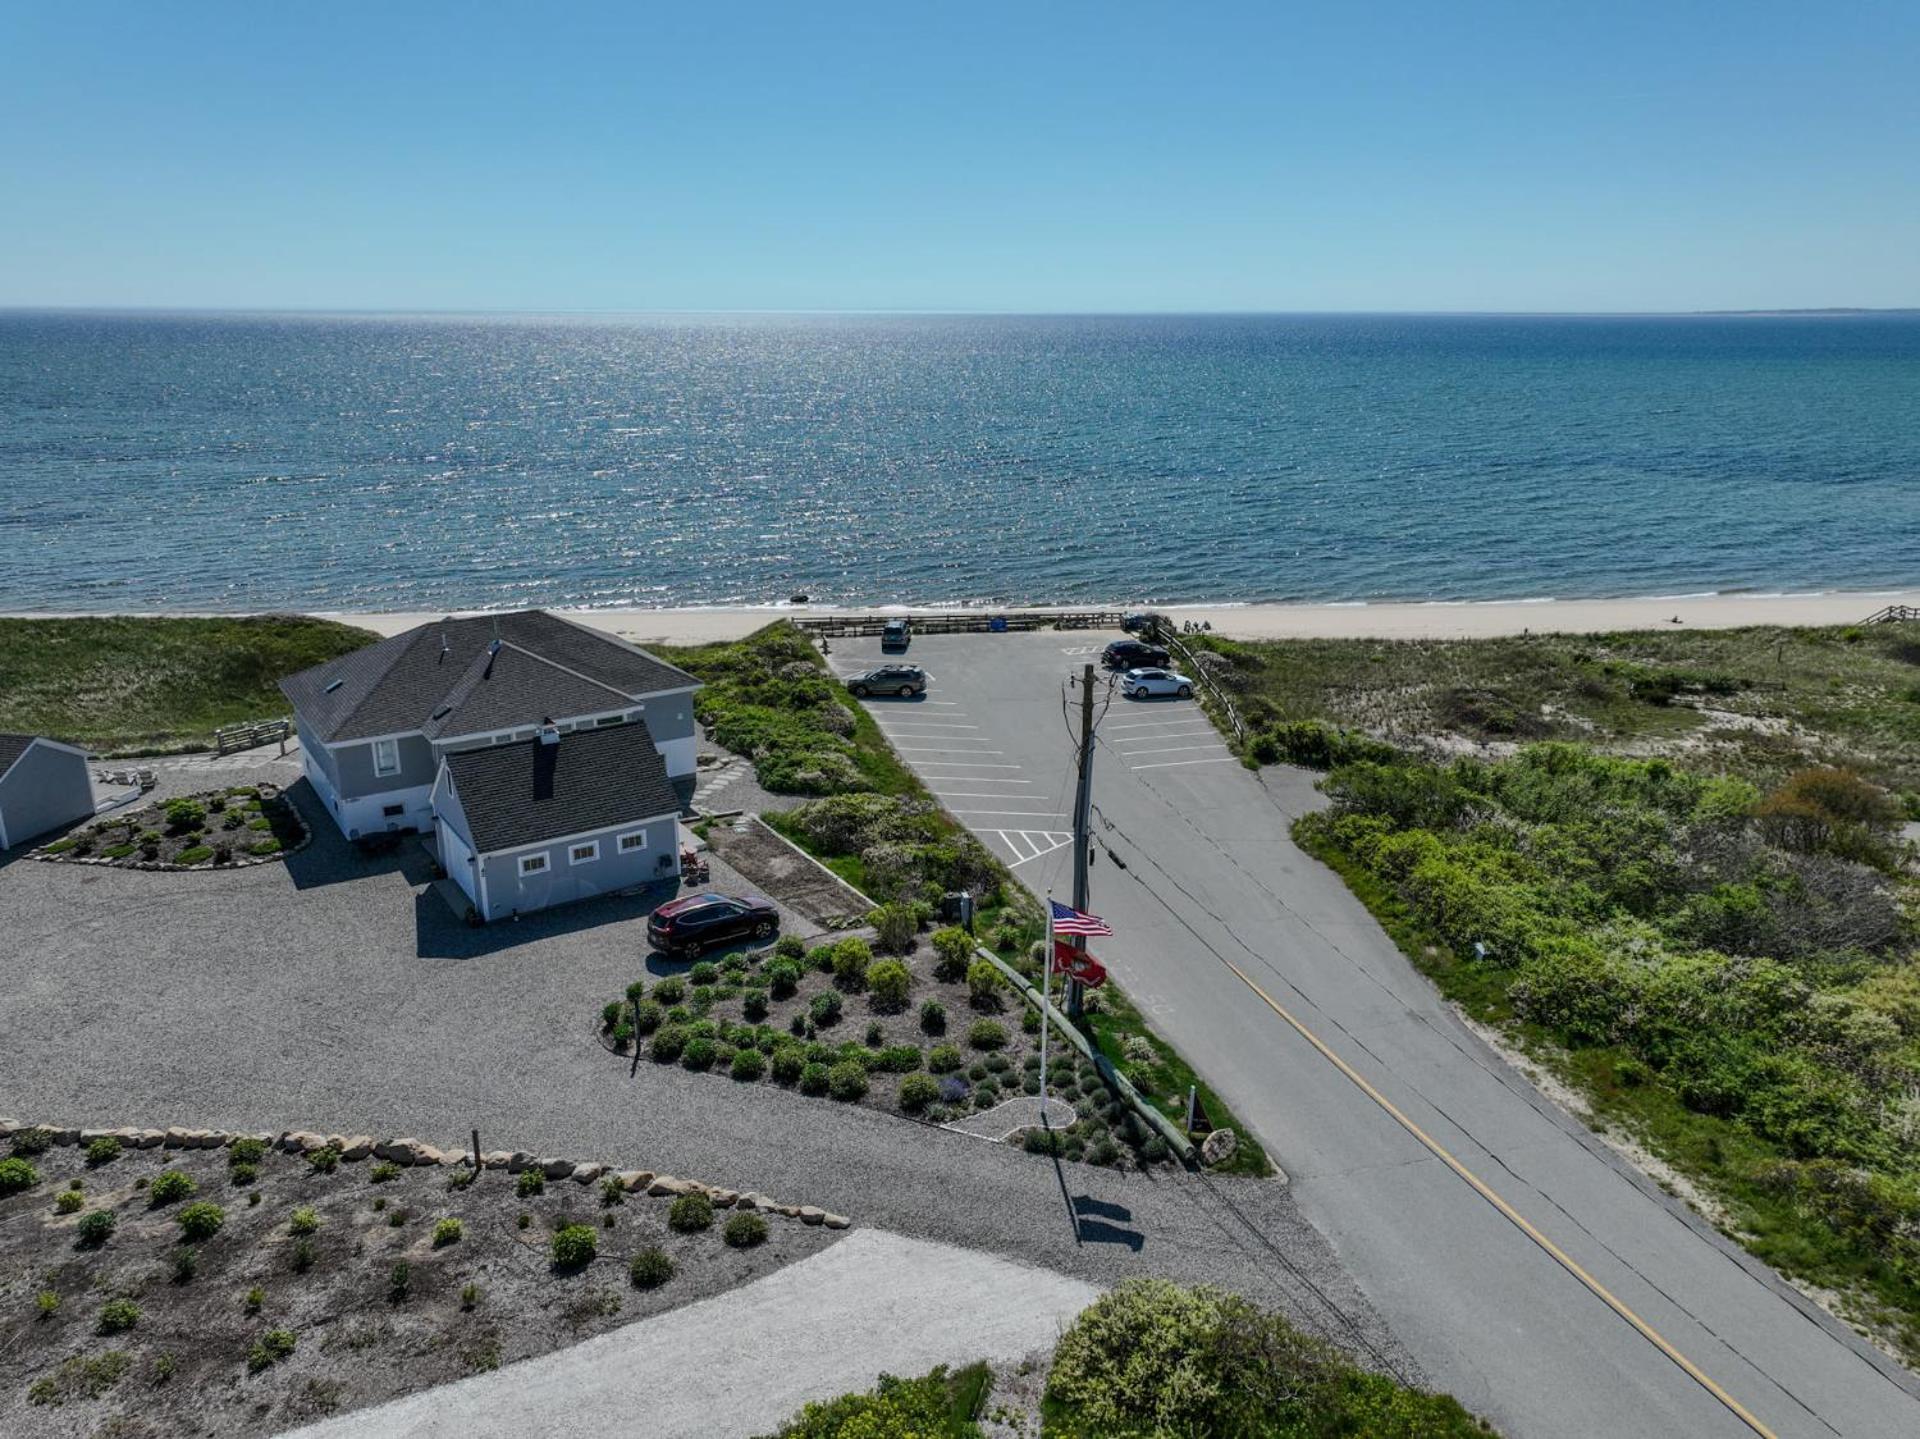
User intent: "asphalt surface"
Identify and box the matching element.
[827,629,1920,1439]
[0,757,1410,1384]
[286,1229,1099,1439]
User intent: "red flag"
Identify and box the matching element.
[1052,939,1108,988]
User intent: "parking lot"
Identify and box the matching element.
[827,629,1234,887]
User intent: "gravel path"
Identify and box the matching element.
[283,1229,1099,1439]
[0,770,1417,1384]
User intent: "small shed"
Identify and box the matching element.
[431,720,681,922]
[0,735,95,851]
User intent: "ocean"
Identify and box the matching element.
[1,311,1916,613]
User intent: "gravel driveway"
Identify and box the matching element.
[1,767,1415,1384]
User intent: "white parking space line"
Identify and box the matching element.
[921,776,1034,783]
[990,829,1074,866]
[934,791,1052,800]
[1129,757,1241,770]
[1105,715,1206,730]
[1112,727,1217,744]
[907,762,1021,769]
[950,808,1070,818]
[895,747,1005,755]
[875,721,981,730]
[1118,744,1227,758]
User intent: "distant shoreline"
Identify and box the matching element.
[7,586,1915,645]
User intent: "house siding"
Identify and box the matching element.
[476,813,678,921]
[335,734,437,798]
[0,743,93,850]
[636,695,696,778]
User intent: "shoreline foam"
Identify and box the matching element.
[6,586,1916,645]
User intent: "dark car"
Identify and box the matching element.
[647,892,780,956]
[1104,638,1169,669]
[845,664,927,698]
[881,617,911,650]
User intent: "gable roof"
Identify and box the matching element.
[279,610,698,744]
[0,735,38,781]
[442,719,680,854]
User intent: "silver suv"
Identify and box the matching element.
[846,665,927,697]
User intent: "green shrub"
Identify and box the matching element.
[668,1191,714,1233]
[77,1208,116,1245]
[171,1247,198,1283]
[690,960,720,987]
[148,1169,196,1205]
[629,1000,664,1036]
[10,1126,54,1156]
[432,1217,463,1247]
[828,1061,870,1101]
[865,958,912,1011]
[630,1247,675,1289]
[832,937,873,989]
[799,1062,831,1095]
[291,1237,316,1273]
[928,926,974,982]
[388,1262,412,1300]
[774,933,807,961]
[248,1327,297,1371]
[868,902,919,954]
[229,1162,259,1186]
[743,990,770,1022]
[36,1290,59,1318]
[306,1144,342,1174]
[243,1286,264,1314]
[966,959,1005,1010]
[897,1073,941,1112]
[516,1169,546,1197]
[763,1364,991,1437]
[724,1211,769,1248]
[967,1019,1007,1051]
[653,977,686,1005]
[97,1298,140,1334]
[872,1044,923,1073]
[809,991,843,1026]
[174,845,213,866]
[55,1189,84,1214]
[926,1043,964,1074]
[682,1036,717,1071]
[164,798,206,832]
[85,1136,123,1166]
[766,959,802,999]
[177,1201,225,1241]
[0,1156,42,1194]
[731,1046,768,1081]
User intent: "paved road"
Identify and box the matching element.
[828,630,1920,1439]
[288,1229,1098,1439]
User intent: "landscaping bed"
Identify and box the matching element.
[598,926,1186,1173]
[0,1126,839,1436]
[37,785,307,870]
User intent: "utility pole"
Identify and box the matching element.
[1066,662,1097,1018]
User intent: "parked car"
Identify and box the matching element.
[1104,638,1169,669]
[1121,611,1155,634]
[1121,667,1194,699]
[845,664,927,697]
[647,893,780,956]
[881,617,911,650]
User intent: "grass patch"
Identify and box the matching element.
[0,615,378,754]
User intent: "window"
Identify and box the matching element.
[518,853,549,877]
[617,830,647,854]
[596,715,623,727]
[372,738,400,777]
[381,803,404,818]
[569,840,600,866]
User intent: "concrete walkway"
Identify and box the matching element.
[285,1229,1098,1439]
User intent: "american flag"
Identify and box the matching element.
[1050,899,1113,937]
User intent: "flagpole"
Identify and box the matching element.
[1040,895,1052,1117]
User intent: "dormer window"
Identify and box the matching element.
[372,738,400,777]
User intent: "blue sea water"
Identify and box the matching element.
[1,310,1916,613]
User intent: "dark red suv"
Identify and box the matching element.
[647,893,779,956]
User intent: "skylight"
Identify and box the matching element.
[323,679,345,694]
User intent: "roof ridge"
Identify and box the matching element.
[533,609,700,690]
[331,622,448,738]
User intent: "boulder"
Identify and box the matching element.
[822,1214,852,1230]
[647,1176,696,1197]
[0,1118,19,1136]
[164,1126,195,1149]
[79,1128,114,1144]
[706,1188,739,1208]
[734,1192,768,1212]
[506,1152,535,1173]
[571,1163,605,1184]
[540,1157,574,1180]
[341,1136,376,1161]
[616,1171,653,1192]
[482,1151,516,1170]
[798,1206,826,1226]
[325,1134,350,1152]
[133,1129,167,1149]
[376,1138,430,1165]
[49,1127,81,1146]
[194,1130,227,1149]
[1200,1128,1239,1167]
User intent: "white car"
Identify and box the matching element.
[1122,666,1194,699]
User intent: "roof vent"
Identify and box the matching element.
[482,637,502,680]
[438,631,451,664]
[430,704,453,722]
[538,723,561,746]
[323,679,345,694]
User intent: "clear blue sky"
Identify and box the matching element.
[2,2,1914,312]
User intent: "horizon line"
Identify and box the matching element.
[2,304,1916,320]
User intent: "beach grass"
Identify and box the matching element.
[1195,621,1920,795]
[0,615,377,755]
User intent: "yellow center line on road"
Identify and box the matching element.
[1214,951,1779,1439]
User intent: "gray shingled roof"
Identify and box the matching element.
[0,735,40,781]
[279,610,698,744]
[443,720,679,854]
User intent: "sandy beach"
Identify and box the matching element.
[204,586,1920,644]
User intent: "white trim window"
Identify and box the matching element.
[518,852,550,877]
[568,840,600,866]
[617,830,648,854]
[372,738,401,777]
